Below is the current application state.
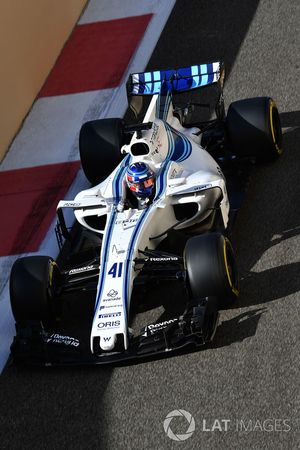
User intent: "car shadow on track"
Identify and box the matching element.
[231,110,300,309]
[211,307,267,348]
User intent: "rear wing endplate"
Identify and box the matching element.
[127,62,225,97]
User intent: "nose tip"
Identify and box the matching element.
[100,334,117,351]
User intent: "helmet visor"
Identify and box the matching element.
[128,176,155,195]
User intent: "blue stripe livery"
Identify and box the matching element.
[131,63,220,95]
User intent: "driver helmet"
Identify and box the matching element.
[126,162,155,198]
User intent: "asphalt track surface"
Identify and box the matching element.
[1,1,299,449]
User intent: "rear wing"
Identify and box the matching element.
[127,62,225,97]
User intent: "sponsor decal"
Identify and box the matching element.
[100,304,123,310]
[97,320,121,329]
[112,244,125,255]
[46,333,79,347]
[101,296,121,303]
[115,218,138,225]
[63,202,81,208]
[170,168,178,178]
[107,289,118,297]
[192,183,212,192]
[69,265,95,275]
[148,257,179,262]
[143,318,178,336]
[148,319,178,330]
[149,122,159,145]
[99,312,121,319]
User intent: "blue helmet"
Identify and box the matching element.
[126,162,155,198]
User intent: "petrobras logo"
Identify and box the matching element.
[97,320,121,329]
[100,304,122,310]
[98,312,121,319]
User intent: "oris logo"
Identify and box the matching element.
[97,320,120,329]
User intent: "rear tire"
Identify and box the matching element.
[79,118,124,185]
[10,256,60,324]
[184,233,239,306]
[226,97,282,161]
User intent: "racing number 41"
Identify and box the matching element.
[108,262,123,278]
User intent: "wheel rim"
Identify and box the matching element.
[269,100,283,155]
[223,238,239,297]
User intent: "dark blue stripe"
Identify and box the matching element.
[94,157,130,313]
[123,157,172,308]
[164,124,192,163]
[207,62,214,84]
[123,208,148,309]
[94,210,116,312]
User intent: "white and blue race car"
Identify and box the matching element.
[9,62,282,365]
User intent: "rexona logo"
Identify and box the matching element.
[99,312,121,319]
[97,321,120,329]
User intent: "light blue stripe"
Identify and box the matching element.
[123,208,148,308]
[165,124,192,162]
[144,72,152,94]
[94,210,116,312]
[191,65,200,88]
[175,130,192,161]
[94,157,130,313]
[163,91,171,121]
[153,71,161,94]
[200,64,208,86]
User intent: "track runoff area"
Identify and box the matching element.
[0,0,176,372]
[1,1,299,449]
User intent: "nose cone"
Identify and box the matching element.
[100,334,117,351]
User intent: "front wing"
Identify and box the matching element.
[10,302,219,366]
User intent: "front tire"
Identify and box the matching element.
[226,97,283,161]
[184,233,239,306]
[10,256,60,324]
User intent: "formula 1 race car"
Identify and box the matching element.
[9,62,282,365]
